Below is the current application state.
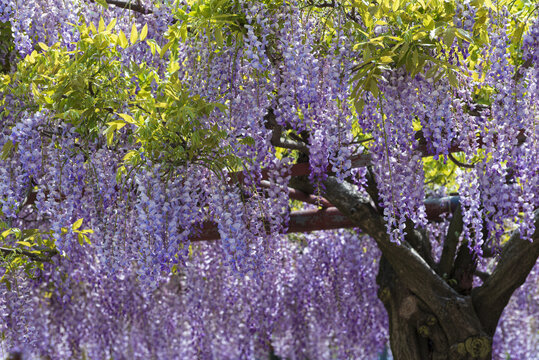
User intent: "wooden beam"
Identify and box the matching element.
[189,196,460,241]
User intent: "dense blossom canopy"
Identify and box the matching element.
[0,0,538,359]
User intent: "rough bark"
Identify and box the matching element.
[377,256,492,360]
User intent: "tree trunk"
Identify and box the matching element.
[296,176,539,360]
[377,256,492,360]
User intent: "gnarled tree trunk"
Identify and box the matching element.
[310,175,539,360]
[377,256,492,360]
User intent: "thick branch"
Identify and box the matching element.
[190,206,354,240]
[450,241,477,295]
[472,209,539,335]
[318,177,495,346]
[319,177,457,302]
[104,0,153,15]
[265,109,309,153]
[258,181,332,208]
[474,270,490,282]
[404,219,434,268]
[438,204,463,276]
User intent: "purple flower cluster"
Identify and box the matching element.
[362,70,427,242]
[453,0,476,34]
[0,0,14,23]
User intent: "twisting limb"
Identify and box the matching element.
[305,0,361,23]
[319,177,490,347]
[472,209,539,335]
[450,240,478,295]
[404,219,434,268]
[318,177,457,300]
[265,109,310,153]
[448,153,476,169]
[104,0,153,15]
[438,204,463,276]
[364,166,382,212]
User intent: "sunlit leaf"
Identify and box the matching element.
[72,218,83,231]
[130,23,138,44]
[140,24,148,41]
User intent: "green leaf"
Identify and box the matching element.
[447,70,458,87]
[107,18,117,32]
[483,0,496,11]
[146,39,161,56]
[444,28,456,47]
[106,120,127,130]
[180,24,188,42]
[123,150,137,161]
[160,41,172,58]
[215,27,223,47]
[130,23,138,45]
[98,17,106,33]
[140,24,148,41]
[168,61,180,74]
[72,218,83,231]
[16,241,33,247]
[106,129,114,145]
[2,278,12,292]
[354,98,365,114]
[118,113,135,124]
[422,15,434,30]
[116,165,126,183]
[118,30,128,48]
[0,141,13,160]
[77,233,84,245]
[239,136,255,146]
[455,28,472,43]
[95,0,109,8]
[38,42,49,51]
[1,229,13,239]
[213,103,227,113]
[370,80,379,98]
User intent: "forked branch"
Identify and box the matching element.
[472,209,539,335]
[319,177,458,304]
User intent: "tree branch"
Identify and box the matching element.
[447,153,475,169]
[474,270,490,282]
[318,177,494,346]
[472,209,539,335]
[104,0,153,15]
[404,219,434,268]
[319,177,457,301]
[0,246,57,262]
[438,204,463,276]
[265,109,309,153]
[450,241,477,295]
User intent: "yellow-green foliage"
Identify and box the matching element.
[0,17,241,178]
